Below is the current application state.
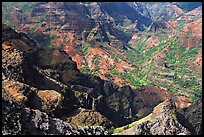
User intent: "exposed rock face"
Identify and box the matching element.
[127,2,151,19]
[35,90,64,113]
[173,2,202,12]
[2,43,25,82]
[2,3,202,94]
[133,115,190,135]
[137,86,192,109]
[177,98,202,135]
[3,80,29,104]
[148,21,168,32]
[179,18,202,48]
[144,2,184,21]
[93,2,152,31]
[2,3,152,86]
[138,99,190,135]
[69,108,112,128]
[2,79,64,115]
[2,24,37,51]
[2,24,132,129]
[2,23,200,135]
[2,27,109,134]
[176,6,202,23]
[117,99,191,135]
[2,98,108,135]
[1,26,191,129]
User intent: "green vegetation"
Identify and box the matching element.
[80,27,202,101]
[104,73,112,79]
[3,2,200,101]
[2,2,41,27]
[82,43,91,53]
[178,46,200,63]
[125,39,148,66]
[176,23,184,31]
[102,30,201,96]
[86,27,99,42]
[50,58,56,65]
[79,67,91,73]
[91,67,100,75]
[122,30,201,100]
[113,113,152,134]
[66,117,72,123]
[42,34,55,49]
[115,25,132,37]
[93,54,100,67]
[135,113,143,118]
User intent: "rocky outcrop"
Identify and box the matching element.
[144,2,184,21]
[2,43,25,82]
[97,2,152,31]
[2,24,109,134]
[2,23,132,129]
[3,80,31,103]
[148,21,168,32]
[35,90,64,113]
[1,2,149,89]
[176,6,202,24]
[2,79,64,115]
[2,23,200,135]
[127,2,151,19]
[2,3,202,94]
[68,108,112,128]
[177,98,202,135]
[116,99,191,135]
[2,98,108,135]
[137,86,192,109]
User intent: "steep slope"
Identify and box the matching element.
[2,24,194,134]
[2,2,201,100]
[114,98,202,135]
[2,23,129,128]
[144,2,202,21]
[144,2,184,21]
[2,98,108,135]
[177,98,202,135]
[176,6,202,23]
[2,2,152,88]
[2,2,201,103]
[2,2,202,135]
[174,2,202,12]
[128,14,202,101]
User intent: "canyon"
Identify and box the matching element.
[2,2,202,135]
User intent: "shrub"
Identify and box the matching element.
[82,43,91,53]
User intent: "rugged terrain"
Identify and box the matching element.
[114,97,202,135]
[2,21,202,136]
[2,2,202,135]
[114,99,191,135]
[2,2,202,101]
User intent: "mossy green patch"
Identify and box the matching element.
[113,113,152,134]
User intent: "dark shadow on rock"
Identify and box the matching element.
[176,111,196,134]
